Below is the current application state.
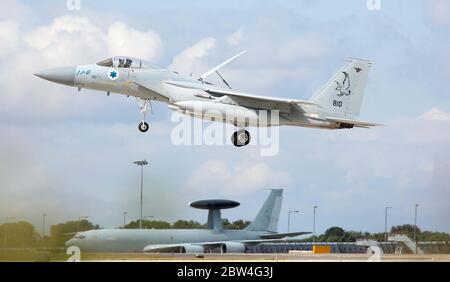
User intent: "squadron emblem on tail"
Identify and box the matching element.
[335,71,351,97]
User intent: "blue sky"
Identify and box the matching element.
[1,0,450,235]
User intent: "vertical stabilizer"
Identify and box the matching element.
[245,189,283,233]
[310,58,372,119]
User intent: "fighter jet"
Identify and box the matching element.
[66,189,310,253]
[35,52,380,147]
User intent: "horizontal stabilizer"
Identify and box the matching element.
[324,117,383,127]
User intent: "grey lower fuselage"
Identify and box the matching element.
[74,64,337,129]
[66,228,269,253]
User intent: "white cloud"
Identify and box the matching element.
[169,37,216,75]
[0,0,29,22]
[185,160,290,196]
[0,15,163,119]
[419,107,450,122]
[425,0,450,27]
[277,35,329,62]
[25,16,162,64]
[221,67,314,93]
[0,21,20,56]
[25,16,101,51]
[227,28,244,47]
[107,22,162,60]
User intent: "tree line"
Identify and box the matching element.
[304,225,450,243]
[122,218,251,230]
[0,219,448,248]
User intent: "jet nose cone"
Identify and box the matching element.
[35,66,76,86]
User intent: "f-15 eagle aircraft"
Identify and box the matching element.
[35,52,380,147]
[66,189,310,253]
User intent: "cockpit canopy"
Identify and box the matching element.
[97,56,160,69]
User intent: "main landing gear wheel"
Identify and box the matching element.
[232,130,251,147]
[138,121,149,133]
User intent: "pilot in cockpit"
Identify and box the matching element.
[118,58,125,68]
[124,58,133,68]
[117,58,133,68]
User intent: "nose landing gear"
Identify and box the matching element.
[137,98,151,133]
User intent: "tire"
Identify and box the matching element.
[232,130,250,147]
[138,121,150,133]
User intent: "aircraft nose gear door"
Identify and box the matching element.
[232,130,251,147]
[137,98,151,133]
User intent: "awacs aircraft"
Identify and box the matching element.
[66,189,310,253]
[35,52,380,147]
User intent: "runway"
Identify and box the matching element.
[2,249,449,262]
[81,253,450,262]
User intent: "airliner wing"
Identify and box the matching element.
[143,233,311,253]
[260,231,311,239]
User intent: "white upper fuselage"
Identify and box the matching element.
[66,228,269,253]
[35,56,379,132]
[72,63,334,128]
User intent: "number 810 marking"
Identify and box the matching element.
[333,100,343,107]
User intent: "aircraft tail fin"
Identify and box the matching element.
[310,58,372,119]
[245,189,283,233]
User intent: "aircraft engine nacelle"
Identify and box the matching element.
[220,242,246,253]
[181,244,205,254]
[173,101,262,127]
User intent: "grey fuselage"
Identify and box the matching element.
[66,229,269,253]
[68,63,338,129]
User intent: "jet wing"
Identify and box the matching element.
[323,117,383,128]
[164,80,318,113]
[130,81,170,102]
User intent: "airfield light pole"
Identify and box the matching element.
[123,211,128,228]
[313,206,318,239]
[77,216,89,233]
[4,217,15,249]
[384,207,392,242]
[288,210,300,233]
[414,204,419,254]
[134,160,148,229]
[42,214,47,238]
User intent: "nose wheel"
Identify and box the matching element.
[232,130,251,147]
[137,98,151,133]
